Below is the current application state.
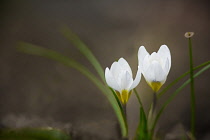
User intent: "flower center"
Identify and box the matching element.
[116,90,132,104]
[149,81,162,92]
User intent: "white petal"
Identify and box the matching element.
[142,54,150,73]
[158,45,171,71]
[138,46,149,70]
[105,67,121,91]
[118,58,133,77]
[130,66,142,89]
[143,61,166,84]
[120,71,133,90]
[149,52,160,62]
[143,65,154,84]
[110,62,122,83]
[164,58,170,75]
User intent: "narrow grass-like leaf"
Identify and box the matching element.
[61,27,128,136]
[134,89,148,140]
[134,89,146,117]
[17,42,102,90]
[0,128,71,140]
[158,61,210,98]
[134,107,148,140]
[109,87,128,136]
[17,42,127,137]
[110,88,124,118]
[151,64,210,133]
[61,26,105,83]
[188,37,195,136]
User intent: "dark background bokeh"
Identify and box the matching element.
[0,0,209,139]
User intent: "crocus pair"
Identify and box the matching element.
[105,45,171,104]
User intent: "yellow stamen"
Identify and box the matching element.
[116,90,132,104]
[149,82,162,92]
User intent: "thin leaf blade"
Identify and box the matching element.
[135,107,148,140]
[17,42,127,137]
[0,128,71,140]
[61,26,105,83]
[152,64,210,133]
[158,61,210,98]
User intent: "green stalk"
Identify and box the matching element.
[158,61,210,98]
[123,104,127,119]
[122,104,128,138]
[146,91,158,140]
[134,89,145,115]
[134,89,149,140]
[150,92,157,139]
[188,37,196,136]
[151,64,210,135]
[152,92,157,114]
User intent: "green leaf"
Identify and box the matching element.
[158,61,210,98]
[0,128,71,140]
[109,87,128,136]
[60,27,128,136]
[134,107,148,140]
[110,88,124,118]
[17,42,102,90]
[134,89,150,140]
[188,37,196,136]
[151,63,210,133]
[61,26,105,83]
[134,89,146,117]
[17,42,127,138]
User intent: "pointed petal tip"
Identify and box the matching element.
[160,45,170,51]
[105,67,109,78]
[110,61,118,69]
[119,57,125,60]
[118,57,126,63]
[158,45,171,58]
[105,67,109,72]
[138,45,149,67]
[138,46,146,52]
[118,57,127,63]
[130,67,142,89]
[117,57,132,76]
[161,44,168,47]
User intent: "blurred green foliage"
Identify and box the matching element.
[17,26,128,138]
[0,128,71,140]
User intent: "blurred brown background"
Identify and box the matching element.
[0,0,209,139]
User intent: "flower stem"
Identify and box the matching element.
[153,92,157,114]
[123,104,127,118]
[134,89,146,115]
[150,92,157,139]
[148,92,157,140]
[122,103,128,139]
[188,37,196,137]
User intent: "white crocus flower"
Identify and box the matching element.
[105,58,141,104]
[138,45,171,92]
